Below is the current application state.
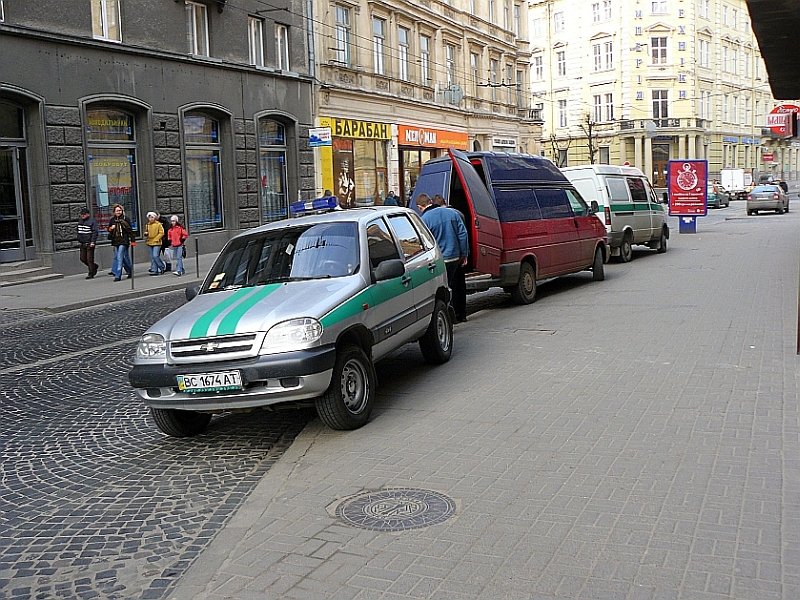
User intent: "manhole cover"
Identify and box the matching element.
[335,488,456,532]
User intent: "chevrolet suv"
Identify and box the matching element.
[129,206,453,437]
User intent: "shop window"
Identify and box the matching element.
[183,112,223,231]
[86,107,140,238]
[258,117,288,223]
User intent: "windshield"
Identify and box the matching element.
[204,222,360,292]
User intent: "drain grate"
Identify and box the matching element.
[335,488,456,532]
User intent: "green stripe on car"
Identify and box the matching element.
[215,283,281,336]
[189,288,258,339]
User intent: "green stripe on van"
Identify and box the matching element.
[609,203,657,212]
[189,288,255,339]
[215,283,281,335]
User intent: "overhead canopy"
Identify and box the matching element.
[746,0,800,100]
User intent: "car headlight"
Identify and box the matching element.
[260,318,323,354]
[137,333,167,359]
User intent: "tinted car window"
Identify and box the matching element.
[387,215,425,259]
[493,188,542,222]
[411,162,450,207]
[627,177,649,202]
[205,223,359,291]
[752,185,779,193]
[607,177,631,203]
[367,219,401,269]
[565,189,590,216]
[534,188,574,219]
[483,155,565,182]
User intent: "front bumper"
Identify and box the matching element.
[128,345,337,411]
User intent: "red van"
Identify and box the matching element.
[410,150,608,304]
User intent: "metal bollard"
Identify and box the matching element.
[195,237,200,279]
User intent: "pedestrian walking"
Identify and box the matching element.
[166,215,189,276]
[107,204,134,281]
[76,208,99,279]
[417,193,470,323]
[144,211,166,275]
[157,212,172,272]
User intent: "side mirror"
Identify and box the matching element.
[590,200,600,214]
[185,284,200,301]
[373,258,405,282]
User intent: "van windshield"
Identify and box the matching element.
[204,223,360,292]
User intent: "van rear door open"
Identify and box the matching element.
[447,149,503,277]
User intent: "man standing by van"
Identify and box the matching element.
[417,193,469,322]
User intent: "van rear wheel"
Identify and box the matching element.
[510,262,537,304]
[656,230,668,254]
[619,236,633,263]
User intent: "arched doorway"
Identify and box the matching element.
[0,100,34,262]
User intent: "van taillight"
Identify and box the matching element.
[604,206,611,226]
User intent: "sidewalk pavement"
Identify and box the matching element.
[0,252,220,314]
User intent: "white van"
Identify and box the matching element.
[561,164,669,262]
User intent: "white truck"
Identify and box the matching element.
[720,168,747,201]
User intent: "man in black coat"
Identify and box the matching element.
[77,208,99,279]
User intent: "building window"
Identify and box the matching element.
[334,5,351,65]
[698,39,710,67]
[183,112,223,232]
[558,148,568,167]
[533,55,543,80]
[516,69,524,108]
[599,146,610,163]
[650,37,667,64]
[604,1,611,19]
[593,44,602,72]
[186,1,209,56]
[651,0,667,14]
[470,52,480,96]
[0,1,4,22]
[731,47,738,75]
[556,51,566,76]
[490,59,499,102]
[489,0,495,23]
[592,3,600,22]
[420,35,431,85]
[558,99,567,127]
[258,118,288,223]
[700,0,709,19]
[91,0,122,41]
[593,95,602,122]
[744,51,751,77]
[652,90,668,119]
[553,12,565,32]
[732,95,738,123]
[86,108,139,238]
[445,44,456,85]
[248,17,265,67]
[505,64,513,104]
[722,45,728,73]
[604,93,614,120]
[532,18,544,38]
[503,0,511,30]
[513,4,521,35]
[372,17,386,75]
[275,24,289,70]
[398,27,410,81]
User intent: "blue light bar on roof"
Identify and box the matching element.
[290,196,338,215]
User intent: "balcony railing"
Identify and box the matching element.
[618,118,710,131]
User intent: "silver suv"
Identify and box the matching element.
[129,207,453,437]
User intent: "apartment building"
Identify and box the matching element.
[310,0,543,205]
[0,0,312,272]
[529,0,799,186]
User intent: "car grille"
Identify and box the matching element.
[169,333,260,363]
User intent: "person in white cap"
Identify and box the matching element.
[144,211,165,275]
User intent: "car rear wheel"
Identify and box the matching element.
[591,248,605,281]
[419,299,453,364]
[509,261,537,304]
[151,408,212,437]
[656,230,668,254]
[316,344,375,430]
[619,236,633,263]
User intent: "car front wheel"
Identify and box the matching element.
[316,345,375,430]
[419,299,453,364]
[151,408,212,437]
[591,247,605,281]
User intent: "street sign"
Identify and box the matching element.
[668,159,708,218]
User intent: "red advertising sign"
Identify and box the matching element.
[668,159,708,216]
[767,104,800,137]
[762,152,775,162]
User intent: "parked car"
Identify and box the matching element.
[129,205,453,437]
[707,183,730,209]
[712,182,732,205]
[561,164,669,261]
[747,184,789,215]
[410,150,608,304]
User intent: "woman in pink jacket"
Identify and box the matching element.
[166,215,189,276]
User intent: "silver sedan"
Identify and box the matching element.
[747,184,789,215]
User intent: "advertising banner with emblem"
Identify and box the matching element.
[668,159,708,217]
[398,125,468,150]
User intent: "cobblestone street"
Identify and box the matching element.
[0,294,311,599]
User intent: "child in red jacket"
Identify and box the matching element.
[166,215,189,276]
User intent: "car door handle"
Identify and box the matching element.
[401,275,412,286]
[427,261,437,272]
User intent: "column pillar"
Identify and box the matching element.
[687,134,696,159]
[644,137,653,182]
[678,135,686,159]
[619,137,627,164]
[634,136,643,171]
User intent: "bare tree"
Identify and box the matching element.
[549,133,572,167]
[579,114,598,164]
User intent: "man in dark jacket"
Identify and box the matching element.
[107,203,135,281]
[77,208,99,279]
